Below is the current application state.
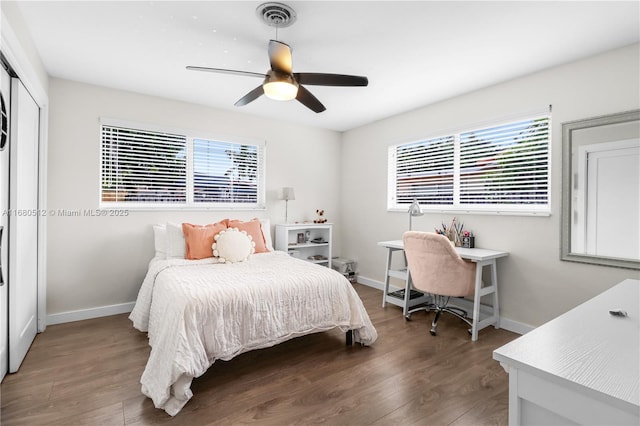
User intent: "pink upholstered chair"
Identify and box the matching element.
[403,231,476,336]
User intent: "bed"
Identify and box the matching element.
[129,223,377,416]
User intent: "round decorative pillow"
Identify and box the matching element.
[212,228,255,263]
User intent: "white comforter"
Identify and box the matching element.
[129,251,377,416]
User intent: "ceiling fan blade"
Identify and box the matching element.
[268,40,293,74]
[296,85,326,113]
[294,73,368,87]
[235,85,265,107]
[186,66,266,79]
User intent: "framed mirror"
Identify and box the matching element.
[561,109,640,269]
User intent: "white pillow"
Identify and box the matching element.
[212,228,255,263]
[166,222,186,258]
[152,224,167,259]
[259,218,274,251]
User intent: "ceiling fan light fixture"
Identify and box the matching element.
[264,81,298,100]
[263,72,298,101]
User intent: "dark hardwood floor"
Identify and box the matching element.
[1,284,517,425]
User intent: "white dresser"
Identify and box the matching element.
[493,279,639,425]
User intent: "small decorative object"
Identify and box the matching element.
[305,230,311,242]
[297,232,305,244]
[462,230,475,248]
[313,209,327,223]
[435,217,467,247]
[307,254,327,261]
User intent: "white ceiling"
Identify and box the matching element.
[13,1,640,132]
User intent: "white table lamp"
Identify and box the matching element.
[282,187,295,223]
[408,199,423,230]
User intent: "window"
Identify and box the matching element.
[391,135,455,205]
[388,114,550,214]
[100,120,265,209]
[192,138,262,206]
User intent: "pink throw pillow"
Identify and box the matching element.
[182,222,227,260]
[224,218,269,253]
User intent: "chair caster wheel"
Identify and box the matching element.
[430,330,436,336]
[404,314,412,321]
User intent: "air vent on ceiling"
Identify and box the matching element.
[256,2,297,28]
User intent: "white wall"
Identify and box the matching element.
[46,78,342,318]
[340,43,640,329]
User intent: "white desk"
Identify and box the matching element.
[377,240,508,341]
[493,279,639,425]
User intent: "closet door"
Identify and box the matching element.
[0,66,10,381]
[8,78,39,373]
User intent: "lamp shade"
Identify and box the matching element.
[408,199,423,231]
[282,187,295,201]
[408,199,423,217]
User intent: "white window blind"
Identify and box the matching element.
[459,117,550,206]
[391,135,455,205]
[100,122,265,209]
[101,126,187,204]
[192,139,264,206]
[388,114,550,214]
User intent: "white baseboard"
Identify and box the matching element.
[46,302,135,326]
[357,275,534,336]
[498,317,534,335]
[357,276,383,290]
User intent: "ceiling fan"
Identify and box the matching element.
[186,3,368,113]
